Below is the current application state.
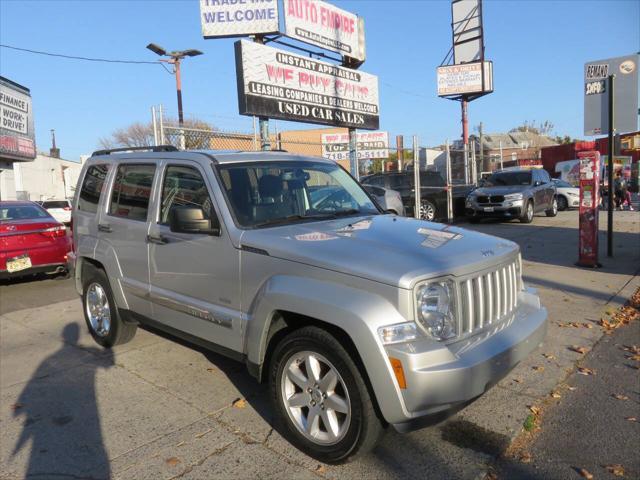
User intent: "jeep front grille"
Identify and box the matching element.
[458,259,520,335]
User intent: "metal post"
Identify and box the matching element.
[461,98,469,146]
[349,128,358,179]
[471,140,477,184]
[174,58,186,150]
[445,140,453,223]
[479,121,487,172]
[607,74,615,257]
[413,135,421,219]
[159,104,165,145]
[253,116,258,150]
[259,117,270,151]
[396,135,404,171]
[499,141,504,170]
[151,106,159,146]
[463,142,469,184]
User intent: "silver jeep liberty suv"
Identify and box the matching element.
[71,146,547,463]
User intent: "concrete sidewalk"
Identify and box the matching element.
[0,209,638,479]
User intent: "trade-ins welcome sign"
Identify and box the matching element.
[234,40,379,129]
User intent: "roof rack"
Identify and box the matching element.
[91,145,178,156]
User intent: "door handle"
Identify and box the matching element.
[146,234,168,245]
[97,223,112,233]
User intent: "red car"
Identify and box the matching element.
[0,201,72,279]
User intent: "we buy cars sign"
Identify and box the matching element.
[234,40,379,129]
[321,131,388,161]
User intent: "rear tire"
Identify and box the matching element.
[545,197,558,217]
[419,200,437,221]
[82,265,137,348]
[557,195,568,211]
[520,200,534,223]
[269,326,384,463]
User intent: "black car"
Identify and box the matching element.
[465,168,557,223]
[361,171,447,221]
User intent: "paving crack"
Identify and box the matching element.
[167,441,236,480]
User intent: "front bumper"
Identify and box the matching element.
[466,198,525,218]
[384,289,547,431]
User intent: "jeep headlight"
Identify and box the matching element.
[415,280,457,340]
[504,193,523,201]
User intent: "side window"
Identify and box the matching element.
[387,175,406,189]
[532,170,540,184]
[109,164,156,221]
[366,176,384,187]
[78,164,110,213]
[159,165,214,224]
[540,170,551,183]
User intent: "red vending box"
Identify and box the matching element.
[577,151,601,267]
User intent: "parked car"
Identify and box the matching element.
[466,168,557,223]
[39,199,73,224]
[361,184,405,216]
[361,171,447,221]
[71,147,547,463]
[552,178,580,210]
[0,201,72,278]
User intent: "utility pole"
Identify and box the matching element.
[479,122,487,172]
[146,43,203,150]
[396,135,404,171]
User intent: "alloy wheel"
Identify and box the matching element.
[85,283,111,337]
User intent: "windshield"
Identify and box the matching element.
[42,201,70,209]
[485,171,532,186]
[0,204,51,221]
[553,179,573,188]
[216,161,379,228]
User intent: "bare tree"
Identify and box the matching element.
[99,117,217,150]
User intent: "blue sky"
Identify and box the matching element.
[1,0,638,161]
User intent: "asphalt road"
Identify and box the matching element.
[495,316,640,480]
[0,272,77,316]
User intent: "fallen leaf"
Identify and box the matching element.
[625,416,637,422]
[604,464,625,477]
[577,367,595,375]
[528,405,541,416]
[567,386,577,391]
[195,428,212,439]
[206,368,215,372]
[484,472,498,480]
[513,378,523,383]
[622,345,640,354]
[582,323,594,329]
[315,465,326,474]
[10,403,24,411]
[232,398,247,409]
[627,354,640,362]
[612,394,629,401]
[165,457,181,467]
[543,353,555,360]
[532,366,545,372]
[520,452,532,463]
[550,391,562,399]
[176,441,185,447]
[577,468,593,479]
[569,346,588,354]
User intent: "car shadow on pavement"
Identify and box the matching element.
[11,323,115,480]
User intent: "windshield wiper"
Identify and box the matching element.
[253,210,365,228]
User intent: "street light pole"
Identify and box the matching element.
[146,43,202,149]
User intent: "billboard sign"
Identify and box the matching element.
[584,54,639,136]
[234,40,379,129]
[200,0,279,38]
[452,0,483,64]
[437,61,493,96]
[0,77,36,161]
[321,131,389,161]
[283,0,365,61]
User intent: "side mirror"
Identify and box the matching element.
[169,206,220,236]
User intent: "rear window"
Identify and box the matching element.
[42,201,70,209]
[78,164,110,213]
[0,205,51,221]
[109,164,156,221]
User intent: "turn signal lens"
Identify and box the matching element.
[389,357,407,389]
[41,226,66,238]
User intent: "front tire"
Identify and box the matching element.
[82,265,137,348]
[419,200,437,221]
[520,200,534,223]
[269,326,384,463]
[545,197,558,217]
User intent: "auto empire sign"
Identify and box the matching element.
[321,131,388,161]
[284,0,365,62]
[437,62,493,96]
[0,78,36,161]
[234,39,379,129]
[200,0,279,38]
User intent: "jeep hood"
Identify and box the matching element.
[239,215,519,289]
